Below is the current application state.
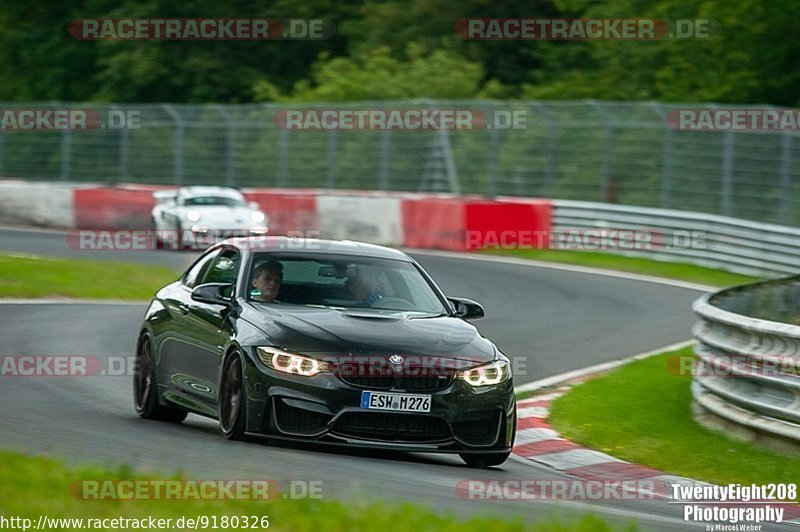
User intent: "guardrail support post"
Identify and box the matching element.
[214,105,236,187]
[278,128,289,187]
[114,105,129,184]
[779,132,792,225]
[590,101,614,202]
[487,125,500,197]
[721,131,734,216]
[378,130,391,190]
[534,102,557,198]
[161,104,185,185]
[0,121,4,178]
[439,128,461,195]
[57,102,71,181]
[649,103,673,209]
[326,128,338,188]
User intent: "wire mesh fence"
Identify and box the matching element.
[1,100,798,226]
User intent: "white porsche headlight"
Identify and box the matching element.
[257,347,329,377]
[185,210,201,222]
[458,360,510,387]
[250,211,266,224]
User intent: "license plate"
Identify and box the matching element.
[360,391,431,412]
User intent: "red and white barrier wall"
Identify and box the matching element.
[0,180,78,228]
[0,181,552,251]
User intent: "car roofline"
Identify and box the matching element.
[176,186,244,199]
[218,237,413,262]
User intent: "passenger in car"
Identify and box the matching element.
[251,260,283,302]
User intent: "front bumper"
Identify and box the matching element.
[242,351,516,454]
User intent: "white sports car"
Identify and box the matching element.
[151,186,268,249]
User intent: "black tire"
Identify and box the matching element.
[219,352,247,440]
[133,333,187,422]
[460,451,512,468]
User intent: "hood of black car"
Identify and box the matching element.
[241,304,495,362]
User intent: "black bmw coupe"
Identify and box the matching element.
[133,237,516,467]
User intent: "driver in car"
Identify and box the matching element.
[346,268,383,307]
[251,260,283,302]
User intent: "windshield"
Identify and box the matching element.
[248,252,447,314]
[183,196,244,207]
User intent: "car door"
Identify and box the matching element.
[157,248,221,416]
[180,247,241,412]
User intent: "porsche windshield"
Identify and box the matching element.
[248,253,447,314]
[183,196,244,207]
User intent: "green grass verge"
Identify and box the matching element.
[0,451,623,531]
[548,347,800,500]
[0,253,178,300]
[483,249,760,288]
[0,247,759,302]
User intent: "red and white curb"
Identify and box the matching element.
[510,340,697,500]
[514,386,701,499]
[513,384,800,522]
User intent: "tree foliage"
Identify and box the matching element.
[0,0,796,104]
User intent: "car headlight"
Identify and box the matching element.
[458,360,510,387]
[250,211,266,224]
[186,210,201,222]
[257,347,329,377]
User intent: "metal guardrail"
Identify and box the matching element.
[551,200,800,277]
[692,278,800,447]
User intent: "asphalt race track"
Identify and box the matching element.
[0,227,757,530]
[0,228,703,380]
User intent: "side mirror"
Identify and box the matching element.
[191,283,233,305]
[448,297,485,320]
